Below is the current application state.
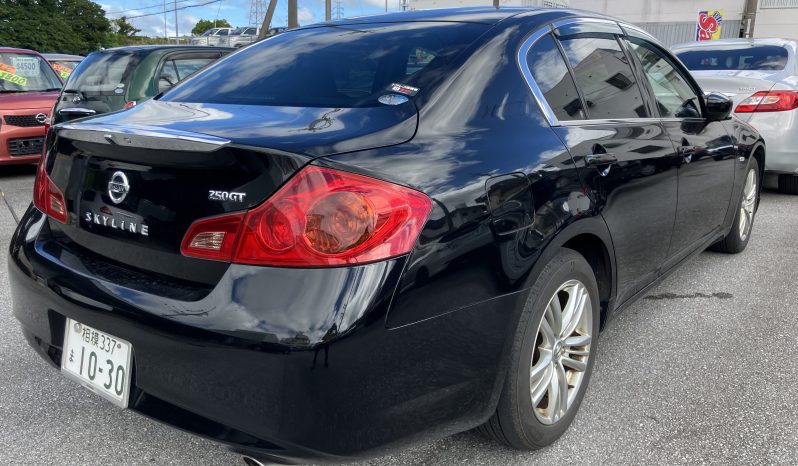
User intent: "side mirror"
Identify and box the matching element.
[704,92,733,121]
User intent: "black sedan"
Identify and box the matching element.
[9,7,764,464]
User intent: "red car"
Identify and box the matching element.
[0,47,62,165]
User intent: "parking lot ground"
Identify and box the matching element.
[1,167,797,465]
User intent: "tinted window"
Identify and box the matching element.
[628,39,701,118]
[173,57,214,80]
[559,36,648,119]
[163,22,488,108]
[526,33,585,121]
[65,51,139,94]
[676,45,788,71]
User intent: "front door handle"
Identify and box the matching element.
[678,145,697,163]
[585,153,618,166]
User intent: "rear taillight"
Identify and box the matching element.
[181,166,432,267]
[735,91,798,113]
[33,159,68,224]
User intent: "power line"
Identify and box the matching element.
[124,0,224,20]
[107,0,193,15]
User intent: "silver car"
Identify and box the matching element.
[225,27,258,48]
[672,38,798,193]
[190,27,234,46]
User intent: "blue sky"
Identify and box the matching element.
[102,0,397,37]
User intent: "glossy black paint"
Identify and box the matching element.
[9,8,764,464]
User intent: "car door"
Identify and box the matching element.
[524,19,680,305]
[622,31,736,261]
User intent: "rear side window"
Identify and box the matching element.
[558,36,649,119]
[163,22,489,108]
[526,34,585,121]
[676,46,788,71]
[173,57,214,80]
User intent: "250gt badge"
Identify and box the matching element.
[208,190,246,202]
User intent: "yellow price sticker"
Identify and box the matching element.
[0,70,28,86]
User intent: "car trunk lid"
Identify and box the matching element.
[691,70,780,122]
[44,99,417,285]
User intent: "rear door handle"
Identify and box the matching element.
[585,153,618,166]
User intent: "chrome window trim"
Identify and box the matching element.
[518,18,651,127]
[552,17,624,37]
[517,25,560,126]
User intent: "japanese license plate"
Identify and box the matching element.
[61,319,133,408]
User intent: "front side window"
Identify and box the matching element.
[0,53,62,92]
[173,57,215,80]
[676,45,788,71]
[526,33,585,121]
[558,35,648,119]
[628,39,701,119]
[164,22,489,108]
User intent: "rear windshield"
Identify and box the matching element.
[163,22,488,108]
[64,51,140,95]
[676,45,789,71]
[0,53,62,92]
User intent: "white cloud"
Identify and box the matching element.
[298,6,316,25]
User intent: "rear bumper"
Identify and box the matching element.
[9,207,514,463]
[743,109,798,174]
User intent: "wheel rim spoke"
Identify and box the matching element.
[531,364,553,406]
[530,279,593,425]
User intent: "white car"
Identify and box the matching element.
[672,38,798,194]
[190,27,234,46]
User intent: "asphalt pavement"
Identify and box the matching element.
[1,166,797,465]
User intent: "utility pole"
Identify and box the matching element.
[174,0,179,44]
[257,0,278,39]
[326,0,331,21]
[288,0,298,28]
[163,0,167,40]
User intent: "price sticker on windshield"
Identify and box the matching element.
[0,70,27,86]
[11,57,40,77]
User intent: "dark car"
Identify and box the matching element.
[41,53,84,80]
[52,45,232,124]
[9,7,763,464]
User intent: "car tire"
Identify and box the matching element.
[478,248,600,450]
[777,174,798,195]
[710,159,759,254]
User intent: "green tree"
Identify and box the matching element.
[0,0,113,54]
[112,16,141,37]
[191,18,232,36]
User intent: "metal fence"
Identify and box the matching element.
[636,20,742,47]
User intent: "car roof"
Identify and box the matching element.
[310,7,541,27]
[0,46,42,55]
[98,45,234,53]
[672,37,798,51]
[42,53,84,60]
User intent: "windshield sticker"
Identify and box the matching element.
[388,83,420,96]
[11,57,40,77]
[0,63,17,74]
[0,70,27,86]
[51,64,74,79]
[378,94,410,106]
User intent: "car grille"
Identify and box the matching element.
[4,115,45,127]
[7,137,44,156]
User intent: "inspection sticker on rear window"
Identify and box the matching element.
[388,83,420,96]
[11,57,40,77]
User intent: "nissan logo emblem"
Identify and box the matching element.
[107,171,130,204]
[35,113,47,125]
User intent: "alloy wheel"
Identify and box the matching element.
[739,168,757,241]
[530,279,593,425]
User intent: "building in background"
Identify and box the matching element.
[404,0,798,45]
